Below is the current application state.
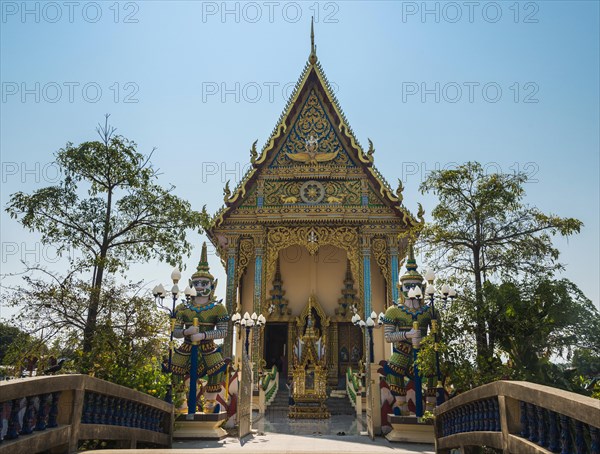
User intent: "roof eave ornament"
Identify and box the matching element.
[309,16,318,65]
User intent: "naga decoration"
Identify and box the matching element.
[223,181,231,204]
[396,179,404,205]
[250,140,258,164]
[367,138,375,161]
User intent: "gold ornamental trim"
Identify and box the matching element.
[236,238,254,285]
[264,225,360,292]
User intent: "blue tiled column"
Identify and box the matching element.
[362,237,372,362]
[253,248,263,314]
[224,245,236,358]
[252,242,264,382]
[390,245,399,305]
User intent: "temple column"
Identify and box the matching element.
[252,233,265,383]
[329,323,339,386]
[224,235,239,358]
[386,235,400,362]
[389,235,400,305]
[361,234,372,360]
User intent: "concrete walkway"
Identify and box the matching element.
[90,432,435,453]
[88,412,435,453]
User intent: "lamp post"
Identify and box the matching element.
[405,269,457,407]
[232,311,266,357]
[352,311,385,363]
[153,268,196,404]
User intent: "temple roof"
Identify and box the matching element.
[207,21,422,241]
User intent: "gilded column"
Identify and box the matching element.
[329,323,339,386]
[286,323,295,379]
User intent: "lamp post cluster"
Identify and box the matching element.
[152,267,198,404]
[231,312,266,356]
[405,268,457,406]
[351,311,385,363]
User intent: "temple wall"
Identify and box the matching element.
[278,244,347,317]
[235,242,394,368]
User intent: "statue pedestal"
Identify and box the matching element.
[385,415,434,444]
[173,412,228,440]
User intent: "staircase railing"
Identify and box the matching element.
[258,366,279,414]
[434,380,600,454]
[346,367,362,416]
[0,374,173,454]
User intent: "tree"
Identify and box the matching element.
[0,321,50,377]
[486,279,599,388]
[0,322,24,364]
[5,268,170,396]
[6,116,206,369]
[572,348,600,379]
[418,162,582,365]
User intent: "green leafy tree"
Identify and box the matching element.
[2,325,49,377]
[0,322,25,364]
[486,279,599,388]
[6,116,206,369]
[5,269,170,396]
[572,348,600,379]
[419,162,582,365]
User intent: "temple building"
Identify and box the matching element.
[206,22,424,388]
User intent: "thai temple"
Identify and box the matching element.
[205,20,422,385]
[3,19,597,454]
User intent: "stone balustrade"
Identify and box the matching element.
[0,374,173,454]
[434,380,600,454]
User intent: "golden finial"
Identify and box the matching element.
[309,17,318,65]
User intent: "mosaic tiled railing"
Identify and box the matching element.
[518,401,599,453]
[1,392,62,441]
[0,375,173,453]
[434,381,600,454]
[438,397,501,436]
[80,391,167,433]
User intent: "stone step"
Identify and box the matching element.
[266,387,356,416]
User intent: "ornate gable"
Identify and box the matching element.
[268,88,355,169]
[207,25,423,255]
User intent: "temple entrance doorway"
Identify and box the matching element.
[337,323,363,380]
[264,323,288,378]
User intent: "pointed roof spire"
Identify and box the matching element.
[399,241,423,284]
[309,16,318,65]
[192,242,215,281]
[406,243,417,271]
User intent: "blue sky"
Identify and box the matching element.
[1,1,599,320]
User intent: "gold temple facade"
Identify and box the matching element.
[206,27,423,385]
